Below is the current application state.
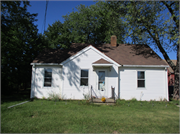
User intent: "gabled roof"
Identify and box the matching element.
[163,60,177,73]
[32,43,88,64]
[92,58,113,64]
[32,43,168,66]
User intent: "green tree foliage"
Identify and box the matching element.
[119,1,179,99]
[1,1,48,93]
[44,1,126,48]
[44,20,71,48]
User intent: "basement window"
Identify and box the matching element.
[137,71,145,88]
[44,69,52,87]
[80,69,89,86]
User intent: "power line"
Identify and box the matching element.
[44,0,49,32]
[41,0,49,34]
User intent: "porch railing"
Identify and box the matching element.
[91,85,93,102]
[111,86,115,102]
[91,85,116,103]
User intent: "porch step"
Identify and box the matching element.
[92,98,116,103]
[93,103,115,105]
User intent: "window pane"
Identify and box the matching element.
[45,69,52,77]
[45,72,52,77]
[80,78,88,86]
[138,80,145,87]
[138,71,144,79]
[44,82,51,87]
[99,82,105,91]
[44,69,52,87]
[45,78,52,82]
[99,71,105,81]
[81,70,88,77]
[98,71,105,90]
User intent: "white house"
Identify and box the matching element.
[30,36,169,101]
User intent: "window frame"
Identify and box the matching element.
[44,68,52,87]
[137,71,145,88]
[80,69,89,86]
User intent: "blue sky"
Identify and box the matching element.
[27,1,96,33]
[27,1,176,60]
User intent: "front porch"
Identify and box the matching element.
[91,58,117,102]
[91,98,116,104]
[90,85,116,104]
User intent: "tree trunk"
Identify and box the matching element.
[173,45,179,99]
[152,32,179,99]
[146,29,176,70]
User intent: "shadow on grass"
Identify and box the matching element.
[1,89,31,104]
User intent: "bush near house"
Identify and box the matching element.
[1,98,179,133]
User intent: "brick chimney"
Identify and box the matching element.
[111,35,117,47]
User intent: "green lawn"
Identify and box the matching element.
[1,99,179,133]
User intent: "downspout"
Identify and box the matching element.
[58,65,62,99]
[118,67,119,99]
[118,65,122,99]
[30,64,36,99]
[61,65,65,99]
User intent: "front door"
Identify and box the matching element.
[96,69,108,98]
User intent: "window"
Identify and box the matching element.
[98,71,105,91]
[80,69,89,86]
[44,69,52,87]
[137,71,145,88]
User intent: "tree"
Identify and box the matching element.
[44,20,71,48]
[118,1,179,99]
[161,1,179,99]
[44,1,127,48]
[1,1,48,94]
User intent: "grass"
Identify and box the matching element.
[1,96,179,133]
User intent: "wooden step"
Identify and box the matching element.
[91,98,116,103]
[93,103,115,105]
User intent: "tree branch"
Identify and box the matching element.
[145,26,176,71]
[161,1,179,28]
[170,2,175,7]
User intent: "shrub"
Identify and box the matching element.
[163,98,167,102]
[83,92,91,100]
[130,97,137,102]
[47,97,51,101]
[48,92,60,102]
[116,99,121,105]
[82,92,91,105]
[33,97,38,100]
[60,94,66,100]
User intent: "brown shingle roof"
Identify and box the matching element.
[163,60,176,73]
[32,43,168,65]
[93,58,113,64]
[32,43,90,63]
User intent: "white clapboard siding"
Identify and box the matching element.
[62,48,119,99]
[33,66,62,99]
[119,67,168,101]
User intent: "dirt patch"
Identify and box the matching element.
[113,131,119,134]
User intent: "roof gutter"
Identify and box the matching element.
[30,63,63,68]
[30,63,60,66]
[92,64,113,67]
[122,65,169,68]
